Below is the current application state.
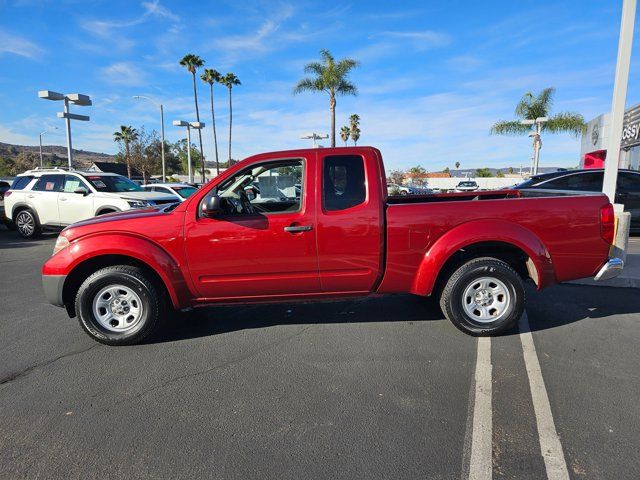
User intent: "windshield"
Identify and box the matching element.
[458,182,477,187]
[86,175,143,192]
[173,186,198,198]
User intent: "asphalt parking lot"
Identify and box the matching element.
[1,228,639,479]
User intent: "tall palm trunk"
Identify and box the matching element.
[209,83,220,175]
[191,72,205,182]
[228,86,233,165]
[125,141,131,179]
[329,89,336,147]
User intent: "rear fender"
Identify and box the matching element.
[411,219,555,296]
[43,232,191,309]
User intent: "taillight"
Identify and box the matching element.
[600,203,615,245]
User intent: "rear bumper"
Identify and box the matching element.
[42,274,66,307]
[594,258,624,282]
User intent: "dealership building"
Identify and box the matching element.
[580,102,640,170]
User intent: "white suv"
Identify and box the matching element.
[5,168,177,238]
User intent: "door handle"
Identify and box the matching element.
[60,197,67,201]
[27,194,35,199]
[284,225,312,233]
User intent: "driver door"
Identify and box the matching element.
[184,157,320,299]
[58,175,94,224]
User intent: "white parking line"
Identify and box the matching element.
[469,336,492,480]
[519,313,570,480]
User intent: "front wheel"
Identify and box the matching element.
[439,257,524,336]
[75,265,163,345]
[15,209,41,239]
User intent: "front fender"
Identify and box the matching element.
[42,232,192,309]
[411,219,555,296]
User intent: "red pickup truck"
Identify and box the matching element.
[42,147,623,345]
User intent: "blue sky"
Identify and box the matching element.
[0,0,639,171]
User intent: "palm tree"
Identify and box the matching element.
[113,125,138,179]
[293,49,359,147]
[340,126,351,146]
[179,53,206,181]
[491,88,585,170]
[220,73,241,165]
[349,114,360,145]
[455,161,460,170]
[201,68,222,176]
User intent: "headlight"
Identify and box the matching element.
[127,200,151,209]
[53,235,70,255]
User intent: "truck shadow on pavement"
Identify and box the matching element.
[145,284,640,344]
[0,227,57,250]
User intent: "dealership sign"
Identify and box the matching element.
[622,103,640,148]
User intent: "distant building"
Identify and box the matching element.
[88,162,143,180]
[580,102,640,170]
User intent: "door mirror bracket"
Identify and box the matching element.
[73,187,89,196]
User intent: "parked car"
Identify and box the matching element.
[142,183,198,202]
[43,147,620,345]
[0,180,11,226]
[515,169,640,233]
[387,183,429,195]
[455,180,479,192]
[4,168,177,239]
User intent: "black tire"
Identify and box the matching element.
[75,265,163,346]
[96,209,116,216]
[439,257,524,336]
[14,208,41,239]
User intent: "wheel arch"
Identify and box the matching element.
[56,234,192,316]
[411,219,555,296]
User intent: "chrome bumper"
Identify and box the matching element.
[594,258,624,282]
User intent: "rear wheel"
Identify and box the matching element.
[439,257,524,336]
[75,265,162,345]
[15,209,41,239]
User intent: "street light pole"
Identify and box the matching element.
[38,127,58,168]
[133,96,166,182]
[63,97,73,169]
[603,0,636,203]
[173,120,204,184]
[38,90,91,170]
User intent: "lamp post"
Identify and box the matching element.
[38,91,91,170]
[173,120,205,184]
[133,95,166,182]
[300,133,329,148]
[520,117,548,175]
[38,126,58,168]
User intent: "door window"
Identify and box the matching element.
[619,173,640,192]
[215,160,303,214]
[62,175,89,193]
[33,175,64,192]
[323,155,366,211]
[541,172,602,191]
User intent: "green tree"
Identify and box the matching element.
[172,138,203,175]
[496,170,505,178]
[491,87,585,137]
[443,167,450,174]
[113,125,139,178]
[201,68,222,176]
[220,73,241,166]
[388,169,405,185]
[476,168,493,178]
[455,161,460,169]
[179,53,206,181]
[293,49,359,147]
[340,126,351,146]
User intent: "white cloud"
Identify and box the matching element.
[83,0,180,36]
[100,62,147,86]
[0,30,43,59]
[369,30,451,49]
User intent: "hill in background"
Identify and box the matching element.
[0,142,115,169]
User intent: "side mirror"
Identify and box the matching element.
[73,187,89,196]
[201,194,222,218]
